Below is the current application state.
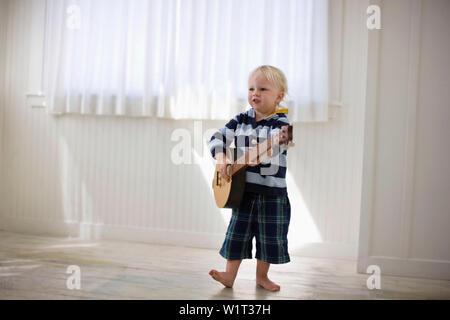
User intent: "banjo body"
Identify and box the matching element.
[212,159,247,209]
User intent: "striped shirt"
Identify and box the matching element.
[209,107,289,196]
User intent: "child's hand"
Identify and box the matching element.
[247,145,275,166]
[216,152,232,182]
[247,147,260,167]
[219,160,232,182]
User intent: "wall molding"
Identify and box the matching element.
[360,256,450,280]
[357,0,381,271]
[0,215,358,261]
[399,0,422,260]
[0,215,224,250]
[291,242,357,261]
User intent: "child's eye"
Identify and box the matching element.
[261,88,267,91]
[249,88,254,91]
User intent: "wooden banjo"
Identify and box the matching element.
[212,125,294,208]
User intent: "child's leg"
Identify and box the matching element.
[256,259,280,291]
[209,259,242,288]
[254,194,290,292]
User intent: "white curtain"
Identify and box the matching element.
[43,0,329,122]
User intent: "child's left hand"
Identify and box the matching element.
[247,146,274,166]
[247,147,261,167]
[248,147,272,167]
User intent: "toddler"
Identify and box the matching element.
[208,65,291,292]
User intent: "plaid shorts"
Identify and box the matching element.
[219,192,291,264]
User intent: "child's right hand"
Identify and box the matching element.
[216,153,232,182]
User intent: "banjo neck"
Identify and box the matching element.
[228,125,293,176]
[229,137,272,176]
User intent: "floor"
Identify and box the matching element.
[0,231,449,300]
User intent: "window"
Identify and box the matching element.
[40,0,332,121]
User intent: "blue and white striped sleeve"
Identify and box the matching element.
[209,114,239,159]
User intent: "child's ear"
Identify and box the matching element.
[277,92,285,103]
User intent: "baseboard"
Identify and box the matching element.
[357,256,450,280]
[290,242,358,261]
[0,215,224,250]
[0,215,357,260]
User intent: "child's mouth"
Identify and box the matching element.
[252,98,260,104]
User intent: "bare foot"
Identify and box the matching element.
[256,276,280,292]
[209,269,235,288]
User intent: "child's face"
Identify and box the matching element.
[248,72,284,115]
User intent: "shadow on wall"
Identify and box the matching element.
[49,115,228,248]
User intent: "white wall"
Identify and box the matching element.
[358,0,450,280]
[0,0,368,260]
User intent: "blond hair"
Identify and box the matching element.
[249,65,288,96]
